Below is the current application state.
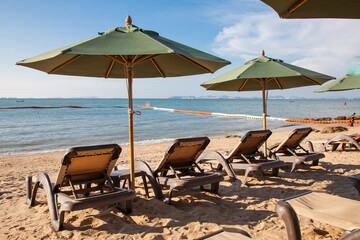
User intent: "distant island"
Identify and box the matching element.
[169,95,359,100]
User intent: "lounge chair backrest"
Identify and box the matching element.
[155,137,210,173]
[227,130,272,159]
[275,128,312,153]
[55,144,121,187]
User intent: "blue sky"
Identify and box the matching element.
[1,0,360,99]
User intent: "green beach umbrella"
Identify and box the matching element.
[16,16,231,189]
[260,0,360,19]
[315,74,360,92]
[201,50,334,154]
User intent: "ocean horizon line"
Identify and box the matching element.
[1,97,359,100]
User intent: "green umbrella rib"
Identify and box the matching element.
[273,77,283,89]
[302,75,321,85]
[238,78,249,91]
[104,55,126,64]
[288,0,308,14]
[150,58,165,77]
[176,53,212,73]
[105,60,115,78]
[49,54,82,74]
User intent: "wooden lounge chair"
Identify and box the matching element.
[197,130,284,185]
[136,137,224,204]
[269,128,325,172]
[321,133,360,152]
[276,191,360,240]
[26,144,136,231]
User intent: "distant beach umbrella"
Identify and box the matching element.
[16,16,231,189]
[201,50,334,154]
[260,0,360,19]
[315,74,360,92]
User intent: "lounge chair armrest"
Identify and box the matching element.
[196,151,225,163]
[30,172,63,231]
[276,200,302,240]
[196,151,238,182]
[268,142,280,151]
[135,161,164,200]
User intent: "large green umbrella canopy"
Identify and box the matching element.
[201,50,334,154]
[16,16,231,189]
[260,0,360,19]
[315,74,360,92]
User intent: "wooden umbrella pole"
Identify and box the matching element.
[126,63,135,190]
[261,81,268,156]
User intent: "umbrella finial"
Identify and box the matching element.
[126,15,132,25]
[261,49,265,56]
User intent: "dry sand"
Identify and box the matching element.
[0,124,359,239]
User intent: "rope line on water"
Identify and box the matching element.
[140,105,360,124]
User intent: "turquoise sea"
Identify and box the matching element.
[1,98,359,157]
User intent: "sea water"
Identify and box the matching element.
[1,98,359,157]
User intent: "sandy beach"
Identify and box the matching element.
[0,124,359,240]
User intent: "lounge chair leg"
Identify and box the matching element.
[26,175,34,206]
[290,163,297,172]
[52,210,65,231]
[276,200,301,240]
[125,200,133,213]
[210,183,219,194]
[36,172,62,231]
[27,177,41,207]
[215,164,223,171]
[115,199,133,214]
[312,159,319,166]
[331,143,339,151]
[135,161,164,200]
[243,169,251,185]
[166,186,175,205]
[272,167,279,176]
[141,174,150,198]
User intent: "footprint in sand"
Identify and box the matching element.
[68,215,78,222]
[79,218,94,227]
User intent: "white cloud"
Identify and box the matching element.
[212,12,360,78]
